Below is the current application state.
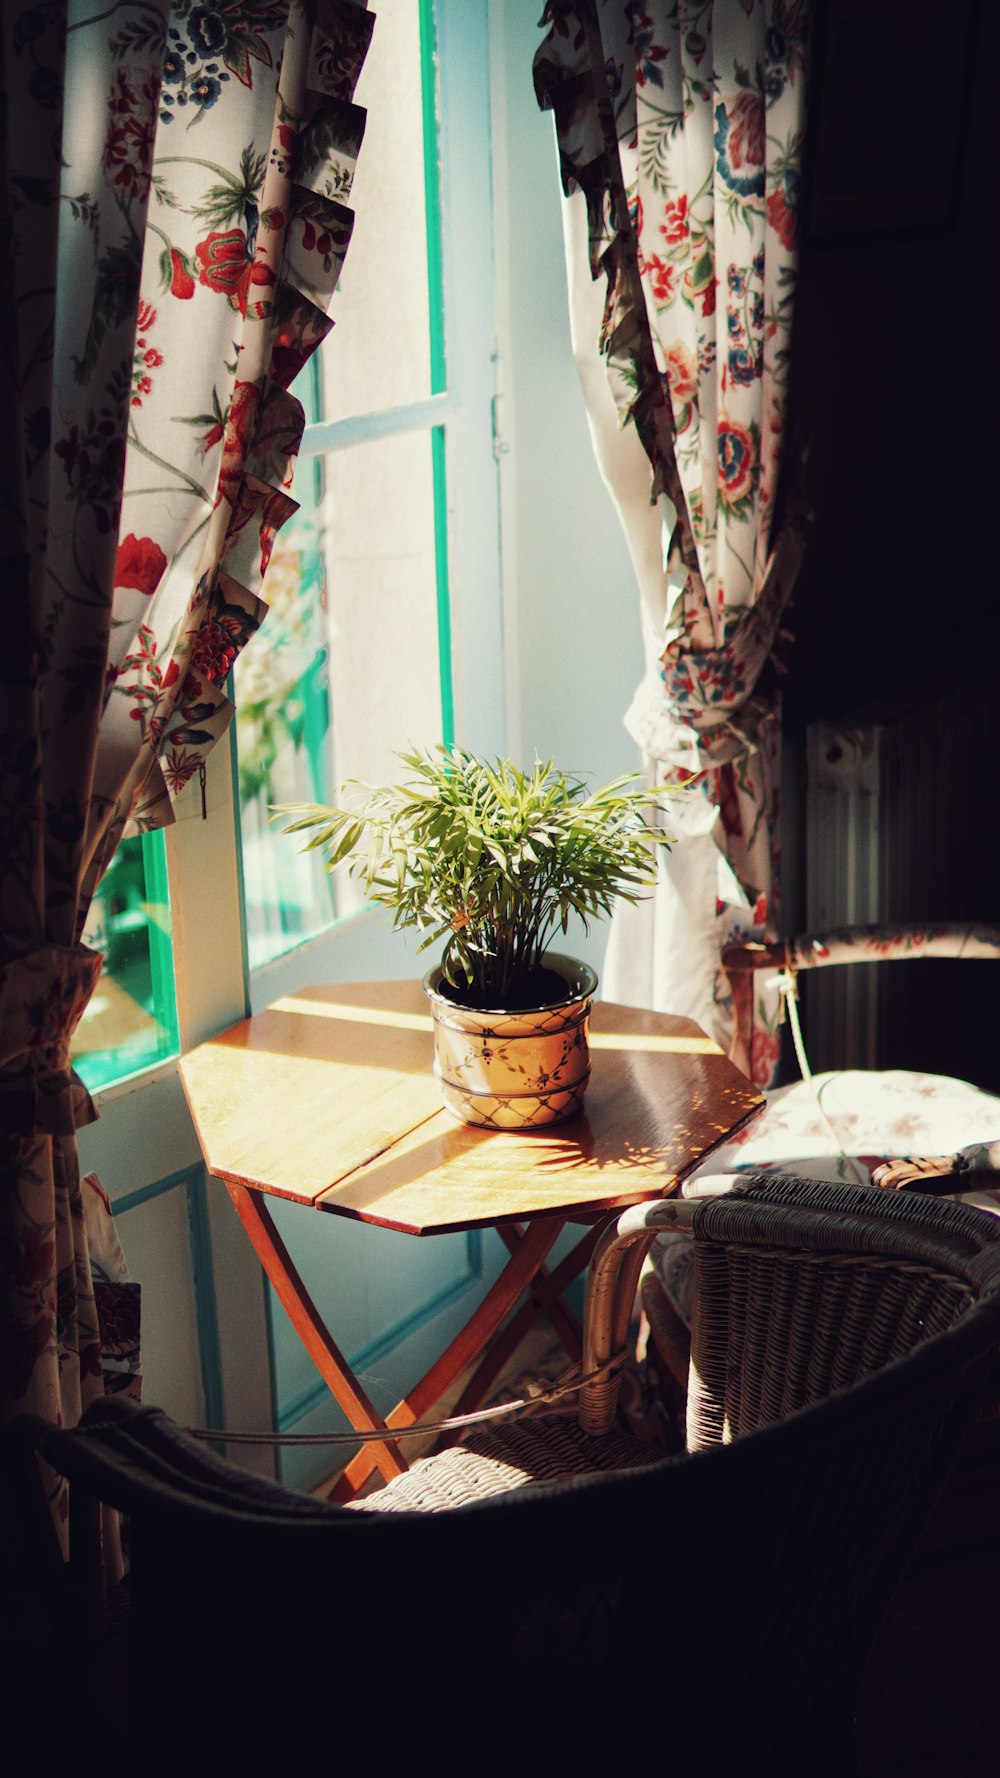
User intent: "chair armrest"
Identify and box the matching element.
[721,923,1000,1076]
[580,1199,697,1435]
[872,1155,964,1194]
[723,923,1000,981]
[874,1140,1000,1197]
[786,923,1000,971]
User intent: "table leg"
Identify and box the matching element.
[328,1216,567,1501]
[496,1220,589,1359]
[224,1182,410,1487]
[436,1220,604,1442]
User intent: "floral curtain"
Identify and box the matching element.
[0,0,371,1536]
[534,0,810,1083]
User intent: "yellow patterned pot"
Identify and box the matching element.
[422,954,598,1129]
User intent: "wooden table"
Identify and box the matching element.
[179,981,763,1498]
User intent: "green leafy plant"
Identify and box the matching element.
[275,746,672,1009]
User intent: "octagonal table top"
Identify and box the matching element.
[178,980,764,1236]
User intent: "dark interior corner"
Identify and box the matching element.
[772,0,996,1085]
[783,0,992,735]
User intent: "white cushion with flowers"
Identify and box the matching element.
[651,1067,1000,1325]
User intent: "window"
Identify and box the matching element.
[234,0,501,975]
[74,832,179,1092]
[74,2,639,1459]
[73,0,501,1087]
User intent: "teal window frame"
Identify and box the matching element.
[235,0,490,977]
[72,828,180,1093]
[292,0,457,748]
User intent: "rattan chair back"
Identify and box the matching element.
[686,1172,1000,1449]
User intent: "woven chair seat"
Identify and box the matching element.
[351,1413,661,1511]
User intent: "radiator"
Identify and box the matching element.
[801,676,996,1083]
[805,721,881,1069]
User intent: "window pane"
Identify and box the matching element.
[324,430,443,784]
[321,0,435,420]
[236,429,444,971]
[235,507,339,968]
[73,832,179,1090]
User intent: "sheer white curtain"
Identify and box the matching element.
[560,187,729,1042]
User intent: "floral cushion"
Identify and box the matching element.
[652,1069,1000,1324]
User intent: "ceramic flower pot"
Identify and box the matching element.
[421,953,598,1129]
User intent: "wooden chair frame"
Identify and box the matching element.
[722,920,1000,1084]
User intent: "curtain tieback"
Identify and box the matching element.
[0,942,102,1138]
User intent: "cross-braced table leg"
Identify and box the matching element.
[329,1216,571,1500]
[225,1182,575,1500]
[225,1182,410,1487]
[434,1219,606,1444]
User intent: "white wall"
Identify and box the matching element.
[491,5,643,783]
[489,3,645,980]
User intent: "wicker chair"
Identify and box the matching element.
[641,921,1000,1415]
[21,1175,1000,1772]
[584,1174,1000,1773]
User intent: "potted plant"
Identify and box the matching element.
[276,746,671,1128]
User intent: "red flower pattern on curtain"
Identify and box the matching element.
[0,0,374,1540]
[535,0,810,1081]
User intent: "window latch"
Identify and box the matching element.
[491,393,509,462]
